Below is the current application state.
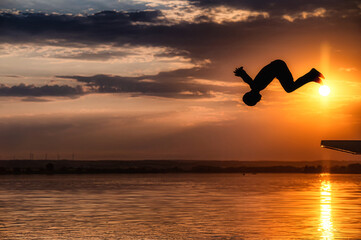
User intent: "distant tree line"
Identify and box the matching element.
[1,163,361,174]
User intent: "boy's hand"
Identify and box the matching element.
[234,67,244,77]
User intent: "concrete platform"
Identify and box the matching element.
[321,140,361,154]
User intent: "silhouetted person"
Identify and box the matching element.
[234,59,324,106]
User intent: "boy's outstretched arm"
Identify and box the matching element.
[234,67,253,87]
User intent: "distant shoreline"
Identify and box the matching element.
[1,160,361,175]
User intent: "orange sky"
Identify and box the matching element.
[0,0,360,160]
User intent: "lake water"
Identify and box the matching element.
[0,173,360,239]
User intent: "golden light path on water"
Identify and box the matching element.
[319,173,334,240]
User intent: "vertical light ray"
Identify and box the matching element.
[320,42,330,76]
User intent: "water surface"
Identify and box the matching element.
[0,173,360,239]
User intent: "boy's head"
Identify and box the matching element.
[243,91,261,106]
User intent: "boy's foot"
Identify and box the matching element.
[234,67,244,77]
[314,77,323,84]
[311,68,324,78]
[309,68,324,84]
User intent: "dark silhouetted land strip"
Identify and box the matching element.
[0,160,361,174]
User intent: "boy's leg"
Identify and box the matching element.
[285,68,324,93]
[271,60,322,93]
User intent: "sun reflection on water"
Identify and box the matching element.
[319,173,333,240]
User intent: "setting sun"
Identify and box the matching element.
[319,85,331,96]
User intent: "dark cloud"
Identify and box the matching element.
[21,97,51,102]
[0,7,358,63]
[188,0,359,14]
[1,75,21,78]
[0,0,147,14]
[0,67,242,99]
[52,50,131,61]
[0,84,83,97]
[0,8,358,64]
[0,10,162,44]
[58,68,242,99]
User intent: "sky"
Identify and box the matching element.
[0,0,360,161]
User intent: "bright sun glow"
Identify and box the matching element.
[319,85,330,96]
